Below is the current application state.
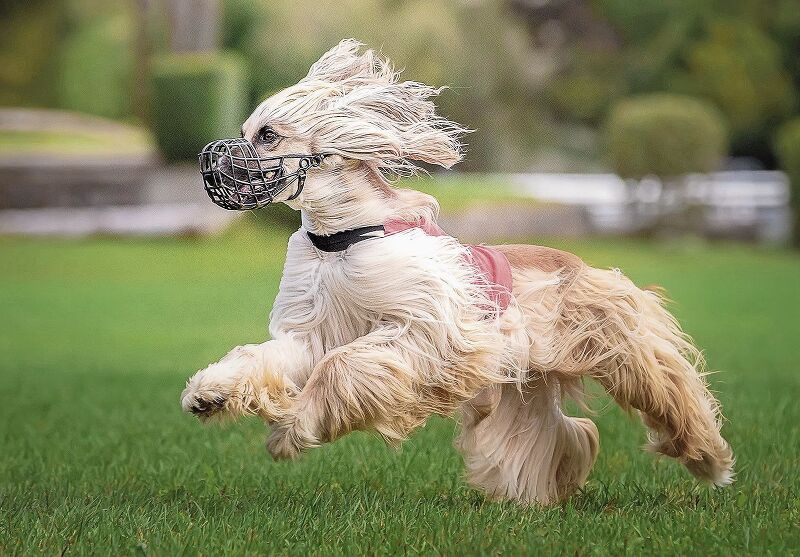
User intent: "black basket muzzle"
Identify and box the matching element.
[198,138,326,210]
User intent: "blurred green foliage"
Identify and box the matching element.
[58,15,134,119]
[150,52,246,161]
[0,0,140,116]
[775,119,800,241]
[547,50,623,124]
[678,20,795,157]
[2,0,800,170]
[0,1,65,107]
[218,0,542,170]
[572,0,799,164]
[606,94,727,178]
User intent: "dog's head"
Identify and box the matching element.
[200,39,467,211]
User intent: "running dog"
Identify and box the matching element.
[181,39,733,505]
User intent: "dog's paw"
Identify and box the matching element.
[180,348,257,421]
[180,387,228,420]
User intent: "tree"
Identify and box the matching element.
[166,0,220,53]
[677,19,796,159]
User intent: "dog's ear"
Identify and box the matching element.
[359,81,466,170]
[316,81,468,172]
[305,39,394,88]
[298,39,468,172]
[348,80,465,170]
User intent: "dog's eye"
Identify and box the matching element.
[257,126,280,145]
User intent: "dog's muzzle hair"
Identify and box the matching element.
[199,138,327,210]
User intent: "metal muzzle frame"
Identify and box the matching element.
[199,138,327,210]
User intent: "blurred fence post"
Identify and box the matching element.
[166,0,219,52]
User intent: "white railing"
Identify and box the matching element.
[508,171,793,243]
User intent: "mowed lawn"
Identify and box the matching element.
[1,223,798,555]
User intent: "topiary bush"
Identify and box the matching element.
[606,94,728,179]
[150,52,246,162]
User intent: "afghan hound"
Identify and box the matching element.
[181,39,733,505]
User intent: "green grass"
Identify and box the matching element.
[1,225,798,555]
[398,175,538,213]
[0,129,153,156]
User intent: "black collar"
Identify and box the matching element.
[306,225,385,252]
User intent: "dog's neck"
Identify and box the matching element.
[297,164,438,236]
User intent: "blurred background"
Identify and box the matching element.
[1,0,799,243]
[2,3,800,552]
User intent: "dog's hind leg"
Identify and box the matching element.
[456,380,599,506]
[558,266,734,485]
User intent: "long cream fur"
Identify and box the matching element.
[181,39,733,506]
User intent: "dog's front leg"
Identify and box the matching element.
[181,335,311,423]
[267,327,423,460]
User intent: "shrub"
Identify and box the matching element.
[606,94,728,179]
[58,15,134,119]
[775,118,800,214]
[0,1,64,108]
[150,52,246,162]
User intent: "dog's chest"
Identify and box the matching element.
[270,229,471,350]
